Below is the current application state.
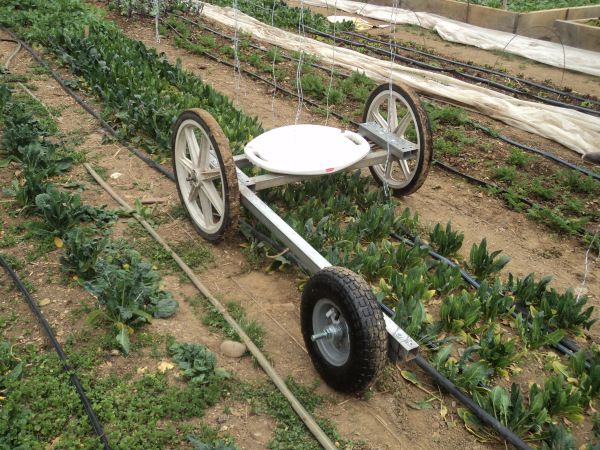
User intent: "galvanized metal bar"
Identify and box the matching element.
[358,122,418,160]
[236,167,419,358]
[238,181,331,275]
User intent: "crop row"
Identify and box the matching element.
[2,0,599,446]
[0,83,179,353]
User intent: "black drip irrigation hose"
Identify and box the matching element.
[471,122,600,181]
[0,255,110,450]
[305,26,600,117]
[341,30,600,108]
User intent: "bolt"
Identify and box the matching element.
[311,324,343,342]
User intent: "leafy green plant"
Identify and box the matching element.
[440,290,481,333]
[474,383,548,438]
[473,325,521,376]
[85,246,178,353]
[540,288,596,331]
[431,344,490,392]
[507,273,552,307]
[540,423,575,450]
[428,222,464,258]
[428,263,464,295]
[466,238,510,280]
[385,265,434,339]
[530,374,583,422]
[34,188,116,236]
[477,279,514,321]
[59,226,108,279]
[569,349,600,403]
[169,342,229,385]
[515,308,565,349]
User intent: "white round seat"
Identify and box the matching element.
[244,124,370,176]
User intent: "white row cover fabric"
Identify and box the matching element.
[304,0,600,78]
[196,2,600,156]
[244,124,371,175]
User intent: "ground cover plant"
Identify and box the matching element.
[2,0,600,446]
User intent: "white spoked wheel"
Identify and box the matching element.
[171,109,239,241]
[363,83,433,196]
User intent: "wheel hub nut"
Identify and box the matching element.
[311,324,344,342]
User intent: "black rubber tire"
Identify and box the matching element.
[171,109,239,242]
[301,266,387,393]
[362,82,433,197]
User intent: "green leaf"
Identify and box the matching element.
[116,327,130,354]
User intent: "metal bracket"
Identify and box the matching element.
[384,315,419,362]
[358,121,418,160]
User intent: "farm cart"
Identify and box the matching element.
[171,82,433,392]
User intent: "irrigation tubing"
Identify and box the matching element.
[0,255,110,450]
[0,24,573,449]
[305,27,600,117]
[470,122,600,181]
[341,30,600,108]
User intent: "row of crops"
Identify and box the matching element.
[0,84,180,352]
[1,0,599,447]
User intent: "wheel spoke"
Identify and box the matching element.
[399,159,411,179]
[199,135,211,170]
[198,189,214,223]
[198,168,221,182]
[372,110,387,130]
[395,113,412,136]
[185,128,201,168]
[179,156,194,174]
[388,99,398,132]
[201,181,224,216]
[188,183,201,203]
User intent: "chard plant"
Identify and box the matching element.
[472,325,521,376]
[466,238,510,280]
[428,222,464,258]
[431,344,490,392]
[477,279,514,321]
[530,375,584,423]
[515,308,565,349]
[539,288,596,332]
[439,290,481,333]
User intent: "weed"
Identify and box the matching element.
[492,165,517,184]
[202,301,265,349]
[169,342,229,385]
[507,148,532,167]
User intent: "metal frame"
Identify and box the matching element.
[234,132,420,361]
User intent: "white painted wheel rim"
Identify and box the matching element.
[366,89,421,189]
[174,119,226,234]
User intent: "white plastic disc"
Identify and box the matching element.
[244,124,371,176]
